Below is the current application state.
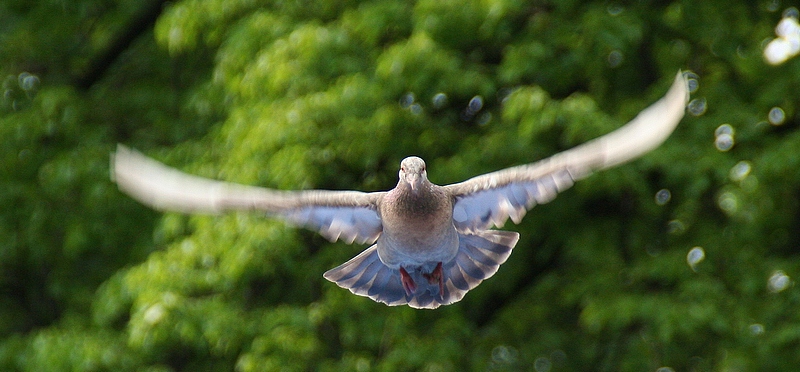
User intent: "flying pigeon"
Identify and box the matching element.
[112,71,689,309]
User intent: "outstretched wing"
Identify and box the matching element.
[112,145,385,244]
[444,71,689,233]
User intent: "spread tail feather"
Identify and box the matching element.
[323,245,409,306]
[323,230,520,309]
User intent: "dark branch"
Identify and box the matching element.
[74,0,170,90]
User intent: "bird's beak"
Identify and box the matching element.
[407,174,421,192]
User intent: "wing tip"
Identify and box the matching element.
[674,69,690,106]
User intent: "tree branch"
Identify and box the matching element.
[74,0,170,89]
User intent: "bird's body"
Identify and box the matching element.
[113,72,689,309]
[378,160,458,268]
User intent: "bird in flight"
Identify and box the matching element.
[113,72,689,309]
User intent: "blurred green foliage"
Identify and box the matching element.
[2,0,800,370]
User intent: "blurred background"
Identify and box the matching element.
[2,0,799,370]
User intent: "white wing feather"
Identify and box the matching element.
[112,145,384,244]
[445,71,689,232]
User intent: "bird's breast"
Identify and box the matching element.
[377,185,459,267]
[381,185,452,233]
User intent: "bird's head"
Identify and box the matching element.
[399,156,428,192]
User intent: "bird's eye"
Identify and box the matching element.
[401,166,406,172]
